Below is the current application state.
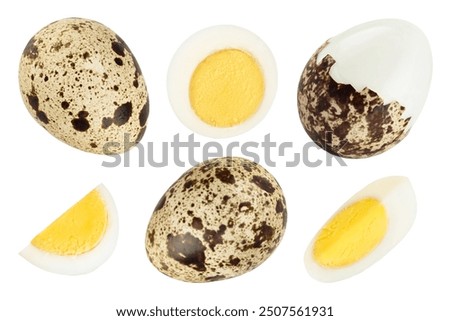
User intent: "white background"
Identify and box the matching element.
[2,0,449,320]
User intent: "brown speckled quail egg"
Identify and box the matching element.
[145,157,287,282]
[18,18,149,154]
[297,19,432,158]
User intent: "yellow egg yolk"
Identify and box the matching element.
[313,198,388,268]
[31,189,108,256]
[189,49,265,127]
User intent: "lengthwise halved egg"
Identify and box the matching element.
[297,19,432,158]
[304,177,416,282]
[20,185,118,275]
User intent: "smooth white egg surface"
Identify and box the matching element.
[316,19,432,122]
[20,184,118,275]
[304,176,416,282]
[167,25,277,138]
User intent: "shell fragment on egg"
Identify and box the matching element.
[20,184,118,275]
[145,157,287,282]
[304,176,416,282]
[297,19,432,158]
[18,18,149,154]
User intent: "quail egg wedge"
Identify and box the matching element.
[167,25,277,138]
[20,184,118,275]
[297,19,432,158]
[145,157,287,282]
[18,18,149,154]
[304,176,416,282]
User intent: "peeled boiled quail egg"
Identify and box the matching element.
[18,18,149,154]
[297,19,432,158]
[20,184,118,275]
[167,25,277,138]
[145,157,287,282]
[304,176,416,282]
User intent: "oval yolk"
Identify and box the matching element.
[313,198,388,268]
[31,189,108,256]
[189,49,265,128]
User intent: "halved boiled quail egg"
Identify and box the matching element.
[305,176,416,282]
[168,25,277,138]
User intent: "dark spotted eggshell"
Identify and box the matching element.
[145,157,287,282]
[297,21,432,159]
[297,41,411,159]
[18,18,149,154]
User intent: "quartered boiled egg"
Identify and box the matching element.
[167,25,277,138]
[305,176,416,282]
[20,184,118,275]
[297,19,432,158]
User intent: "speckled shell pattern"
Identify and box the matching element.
[19,18,149,154]
[145,157,287,283]
[297,41,410,158]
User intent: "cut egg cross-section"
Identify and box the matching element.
[20,184,118,275]
[167,25,277,138]
[304,176,416,282]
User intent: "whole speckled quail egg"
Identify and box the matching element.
[18,18,149,154]
[297,19,432,158]
[145,157,287,282]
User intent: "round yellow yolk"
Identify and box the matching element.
[189,49,265,127]
[31,188,108,256]
[313,198,388,268]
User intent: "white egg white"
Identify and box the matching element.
[304,176,416,282]
[316,19,432,125]
[20,184,119,275]
[167,25,277,138]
